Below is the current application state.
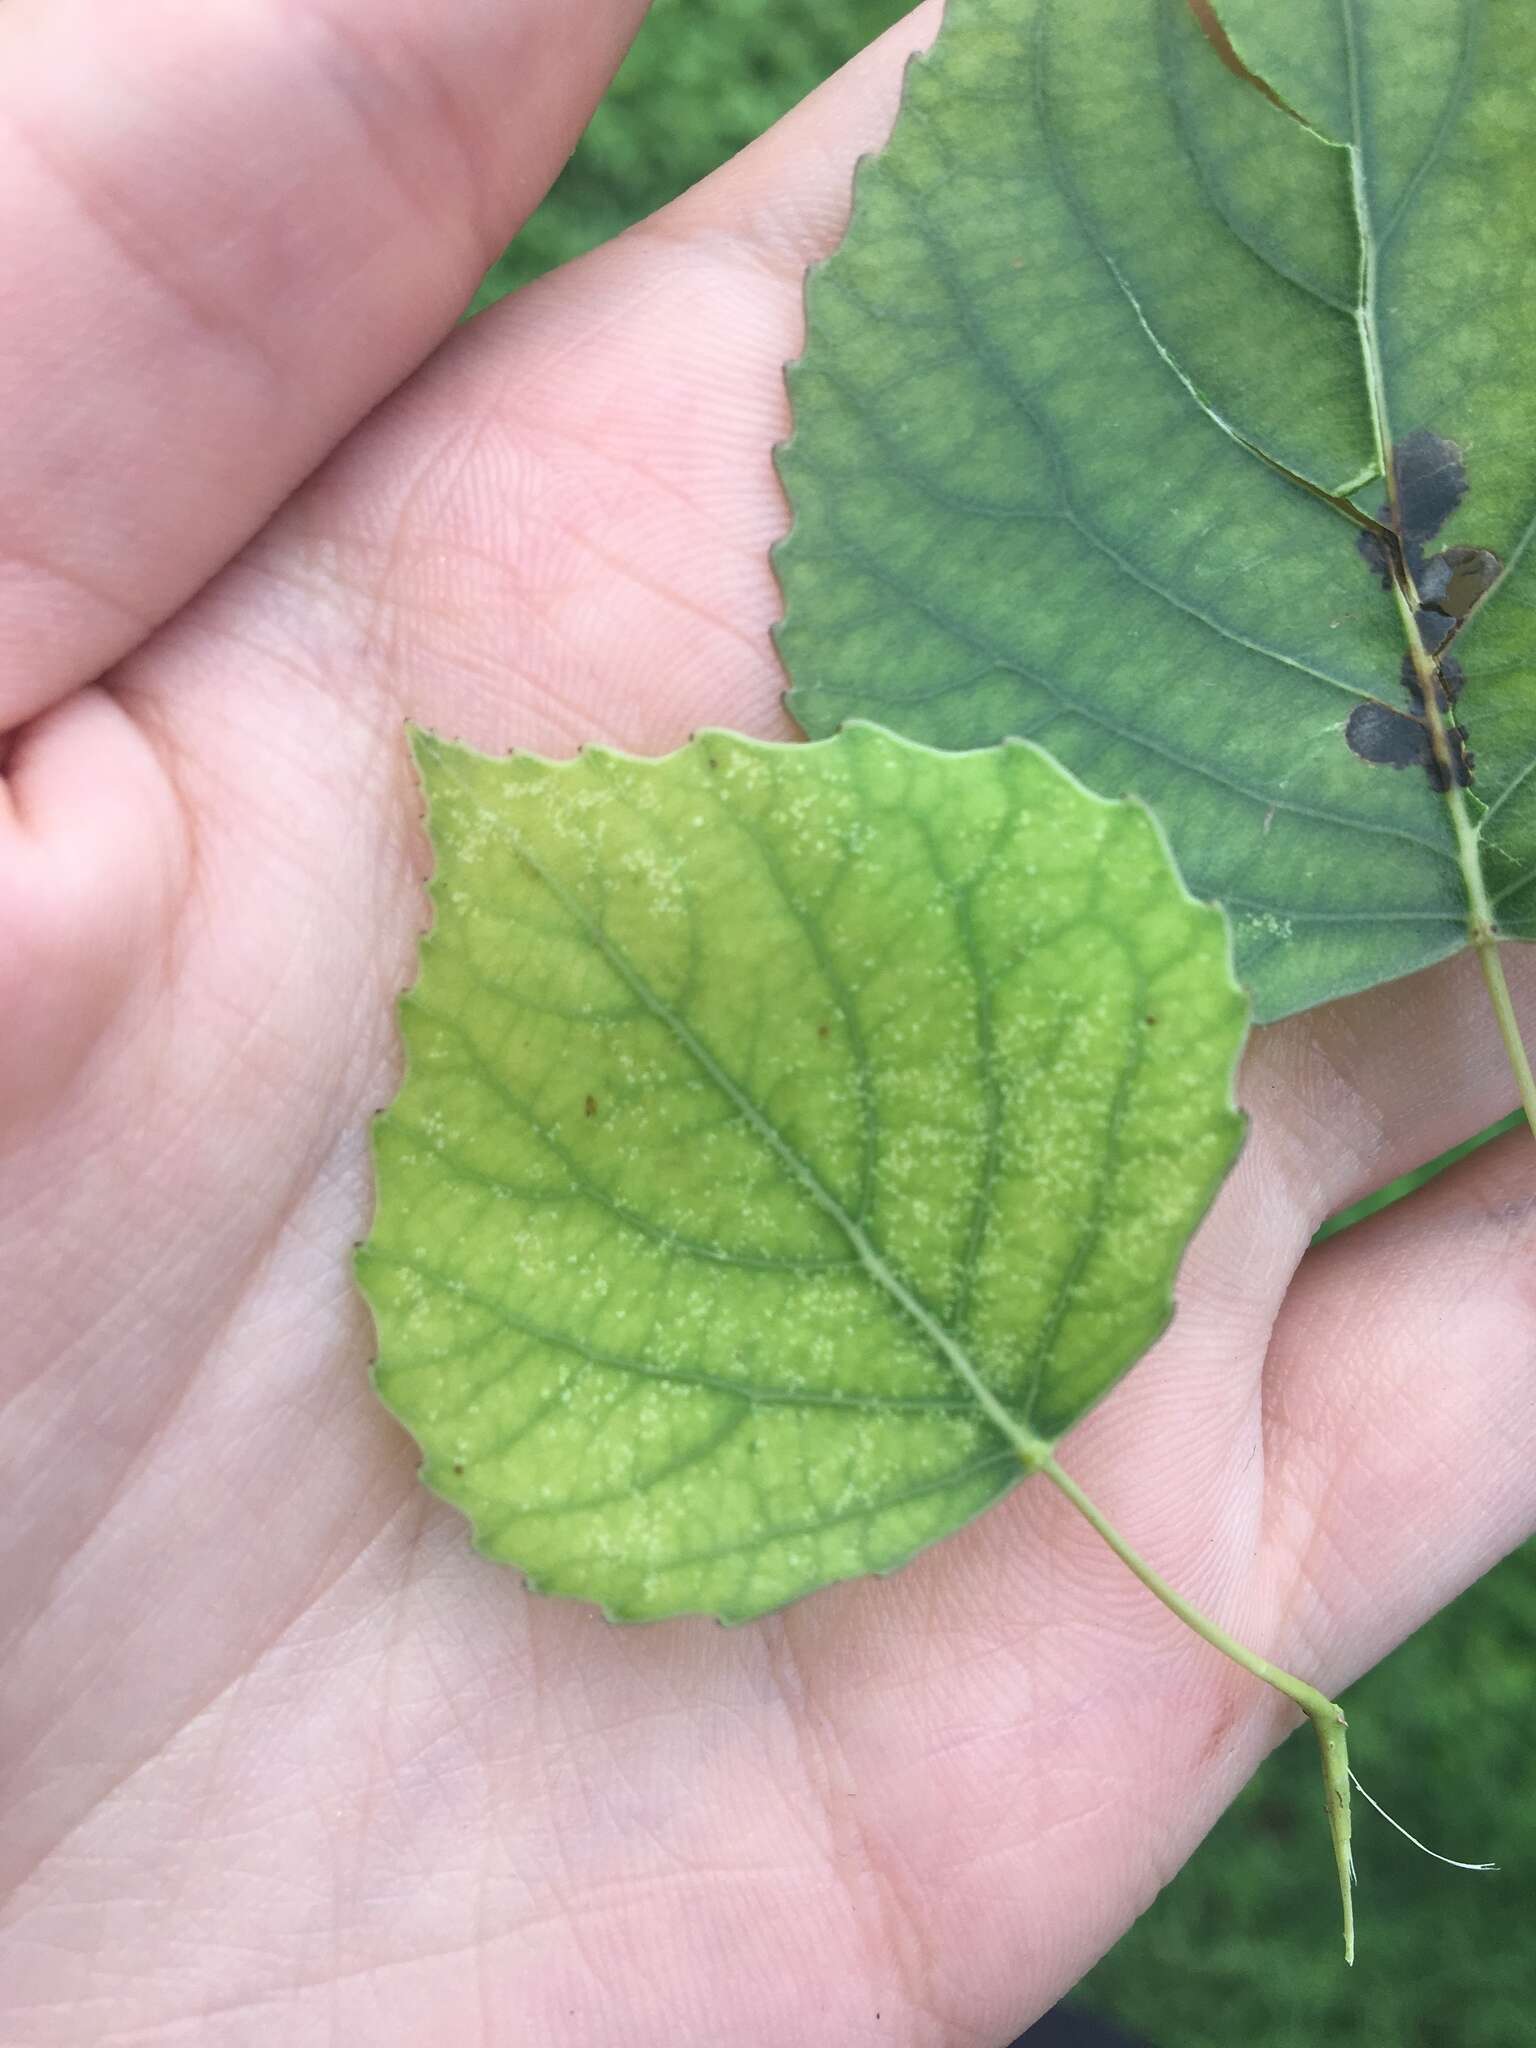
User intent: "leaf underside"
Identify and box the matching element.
[359,726,1245,1621]
[776,0,1536,1023]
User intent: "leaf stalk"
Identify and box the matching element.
[1387,586,1536,1137]
[1037,1454,1355,1965]
[1471,938,1536,1136]
[1347,78,1536,1138]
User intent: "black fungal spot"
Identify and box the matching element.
[1349,431,1490,789]
[584,1094,598,1118]
[1348,698,1473,789]
[1345,702,1434,772]
[1354,429,1471,587]
[1389,428,1468,552]
[1429,726,1475,792]
[1413,606,1455,653]
[1355,526,1394,590]
[1401,650,1464,715]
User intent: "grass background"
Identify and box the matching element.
[469,0,907,308]
[471,4,1534,2039]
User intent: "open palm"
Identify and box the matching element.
[4,5,1533,2043]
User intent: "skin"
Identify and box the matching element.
[1,3,1532,2042]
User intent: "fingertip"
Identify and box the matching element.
[658,1,944,266]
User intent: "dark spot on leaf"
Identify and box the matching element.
[1388,428,1467,552]
[1349,432,1484,788]
[1413,606,1455,653]
[817,1022,831,1039]
[1355,430,1470,590]
[1401,650,1464,714]
[452,1459,465,1475]
[1144,1015,1158,1027]
[584,1095,598,1118]
[1418,544,1502,620]
[1356,526,1394,590]
[1429,726,1475,792]
[1346,702,1434,772]
[1354,694,1474,789]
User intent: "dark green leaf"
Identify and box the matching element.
[776,0,1536,1021]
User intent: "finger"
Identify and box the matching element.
[1259,1124,1536,1689]
[1240,948,1535,1231]
[1059,946,1536,1569]
[1146,943,1536,1401]
[235,2,944,756]
[0,0,649,728]
[0,688,187,1129]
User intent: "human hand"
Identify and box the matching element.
[3,4,1533,2043]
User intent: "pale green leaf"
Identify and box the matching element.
[776,0,1536,1023]
[358,725,1246,1620]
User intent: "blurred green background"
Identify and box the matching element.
[471,4,1533,2041]
[469,0,907,308]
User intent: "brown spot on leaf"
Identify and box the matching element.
[817,1023,831,1040]
[1188,1,1304,119]
[452,1459,465,1475]
[584,1095,598,1118]
[1418,544,1502,620]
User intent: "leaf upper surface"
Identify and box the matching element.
[776,0,1536,1022]
[359,726,1245,1620]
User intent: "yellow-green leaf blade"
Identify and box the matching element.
[359,725,1245,1621]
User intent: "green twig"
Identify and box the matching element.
[1388,585,1536,1138]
